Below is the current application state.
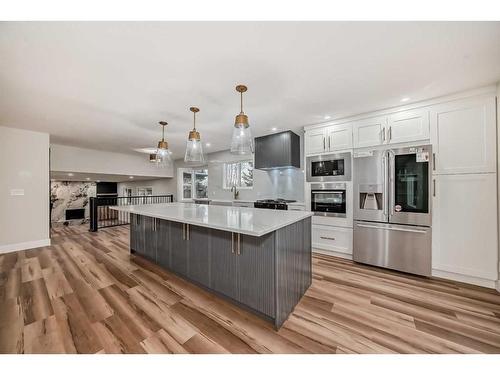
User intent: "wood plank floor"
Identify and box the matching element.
[1,224,500,354]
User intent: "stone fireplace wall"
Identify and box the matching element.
[50,181,96,226]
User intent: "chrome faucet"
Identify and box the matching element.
[231,185,239,200]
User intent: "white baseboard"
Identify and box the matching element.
[0,238,51,254]
[313,248,353,260]
[432,269,497,289]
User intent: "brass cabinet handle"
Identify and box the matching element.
[231,232,234,254]
[320,236,336,241]
[323,137,326,150]
[433,179,436,197]
[237,233,241,255]
[182,223,186,240]
[388,126,392,141]
[328,136,331,150]
[382,127,386,142]
[187,224,190,241]
[432,153,436,171]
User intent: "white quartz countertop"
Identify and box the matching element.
[111,202,313,237]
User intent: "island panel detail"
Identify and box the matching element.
[129,213,311,329]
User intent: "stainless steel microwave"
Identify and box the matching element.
[306,152,351,182]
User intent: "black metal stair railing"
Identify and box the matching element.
[89,194,173,232]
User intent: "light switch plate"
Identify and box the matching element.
[10,189,25,196]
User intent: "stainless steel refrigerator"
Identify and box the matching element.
[353,145,432,276]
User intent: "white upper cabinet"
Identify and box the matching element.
[305,127,327,155]
[327,123,353,151]
[352,116,387,148]
[352,111,429,149]
[305,123,353,155]
[387,108,430,144]
[432,173,498,282]
[430,96,496,175]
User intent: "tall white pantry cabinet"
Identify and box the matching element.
[430,95,498,288]
[304,86,499,289]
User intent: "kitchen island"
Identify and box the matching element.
[111,203,312,329]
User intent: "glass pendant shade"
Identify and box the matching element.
[230,85,253,155]
[230,122,253,155]
[184,107,205,163]
[184,137,205,163]
[154,121,172,168]
[156,143,172,168]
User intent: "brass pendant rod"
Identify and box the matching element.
[193,111,196,131]
[240,91,243,114]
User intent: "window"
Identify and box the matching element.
[178,168,208,200]
[123,188,133,204]
[223,161,253,189]
[137,187,153,196]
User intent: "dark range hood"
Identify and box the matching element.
[254,130,301,170]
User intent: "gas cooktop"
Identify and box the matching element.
[255,198,297,204]
[254,198,296,210]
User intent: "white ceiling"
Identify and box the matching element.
[1,22,500,159]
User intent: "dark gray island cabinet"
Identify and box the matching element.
[129,213,312,329]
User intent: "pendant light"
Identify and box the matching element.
[230,84,253,155]
[156,121,172,168]
[184,107,205,163]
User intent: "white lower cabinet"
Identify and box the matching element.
[432,173,498,285]
[312,224,353,257]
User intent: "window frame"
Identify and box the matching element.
[223,160,254,190]
[177,167,209,201]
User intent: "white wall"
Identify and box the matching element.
[117,178,175,197]
[172,146,305,203]
[497,82,500,292]
[50,144,174,178]
[0,126,50,252]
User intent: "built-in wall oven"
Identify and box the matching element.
[310,183,346,218]
[306,152,351,182]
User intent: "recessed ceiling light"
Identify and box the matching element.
[206,143,211,147]
[133,147,158,154]
[401,97,410,102]
[324,115,331,120]
[129,176,134,179]
[96,180,101,183]
[271,127,278,131]
[86,177,90,181]
[67,173,74,177]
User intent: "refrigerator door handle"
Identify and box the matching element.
[356,223,427,234]
[388,150,395,217]
[382,154,388,218]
